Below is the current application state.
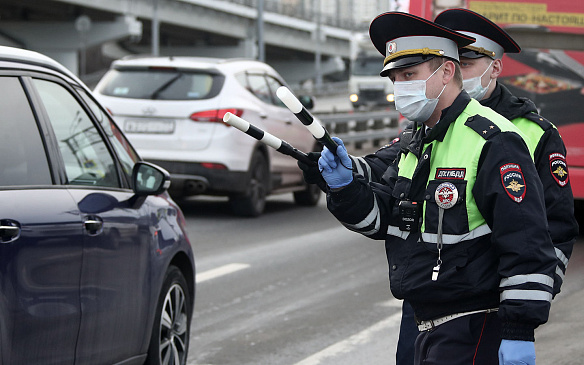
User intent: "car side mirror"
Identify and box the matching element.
[132,162,171,196]
[298,95,314,110]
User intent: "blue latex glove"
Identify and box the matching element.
[499,340,535,365]
[318,137,353,189]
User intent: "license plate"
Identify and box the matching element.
[124,119,175,134]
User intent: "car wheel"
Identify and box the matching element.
[229,152,269,217]
[293,183,321,206]
[145,266,191,365]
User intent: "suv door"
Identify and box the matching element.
[264,75,310,186]
[0,76,83,364]
[247,73,305,186]
[30,77,152,364]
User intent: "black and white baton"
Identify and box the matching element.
[276,86,339,156]
[223,112,316,166]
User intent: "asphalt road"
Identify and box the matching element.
[180,194,584,365]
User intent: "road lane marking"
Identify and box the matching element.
[293,311,402,365]
[196,263,250,283]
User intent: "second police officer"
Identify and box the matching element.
[315,12,558,365]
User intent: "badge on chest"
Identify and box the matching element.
[435,182,459,209]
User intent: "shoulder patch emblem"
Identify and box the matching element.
[549,152,569,187]
[500,163,526,203]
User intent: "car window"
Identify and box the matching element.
[0,77,52,186]
[265,76,287,107]
[247,74,273,104]
[78,89,139,180]
[96,69,224,100]
[33,78,121,188]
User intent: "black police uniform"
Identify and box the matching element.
[483,82,579,296]
[326,90,557,364]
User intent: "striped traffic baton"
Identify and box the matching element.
[223,112,316,166]
[276,86,339,156]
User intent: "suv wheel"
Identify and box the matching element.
[146,266,191,365]
[293,183,321,206]
[229,152,269,217]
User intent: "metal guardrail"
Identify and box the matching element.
[314,110,401,152]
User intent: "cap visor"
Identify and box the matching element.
[380,55,437,76]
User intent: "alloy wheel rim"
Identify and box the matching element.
[159,283,188,365]
[250,161,267,210]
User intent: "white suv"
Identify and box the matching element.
[94,57,321,216]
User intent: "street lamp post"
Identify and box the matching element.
[314,0,323,91]
[152,0,160,56]
[257,0,265,62]
[75,15,91,78]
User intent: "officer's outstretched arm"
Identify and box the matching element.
[321,138,396,240]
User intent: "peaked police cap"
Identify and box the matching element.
[434,8,521,59]
[369,12,475,76]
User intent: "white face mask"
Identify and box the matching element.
[394,64,447,123]
[462,60,494,100]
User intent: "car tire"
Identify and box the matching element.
[229,152,269,217]
[293,183,321,206]
[145,266,192,365]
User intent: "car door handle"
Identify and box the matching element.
[0,220,20,243]
[285,118,292,125]
[259,112,268,119]
[84,217,103,235]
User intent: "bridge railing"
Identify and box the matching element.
[222,0,359,29]
[314,110,401,153]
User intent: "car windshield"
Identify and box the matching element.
[352,56,384,76]
[96,68,224,100]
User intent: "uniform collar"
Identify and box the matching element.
[407,91,471,156]
[481,82,538,120]
[425,90,472,142]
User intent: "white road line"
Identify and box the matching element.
[293,311,403,365]
[196,263,250,283]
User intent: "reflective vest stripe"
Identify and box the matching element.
[387,225,411,240]
[343,197,380,235]
[352,156,373,183]
[555,266,565,281]
[555,247,569,268]
[500,273,554,288]
[420,224,492,244]
[500,289,552,302]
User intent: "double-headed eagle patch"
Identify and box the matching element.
[549,152,569,187]
[500,163,526,203]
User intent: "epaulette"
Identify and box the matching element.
[464,115,501,139]
[522,112,554,131]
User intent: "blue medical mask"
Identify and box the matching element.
[462,60,494,100]
[394,64,446,123]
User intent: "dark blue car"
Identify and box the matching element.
[0,46,195,365]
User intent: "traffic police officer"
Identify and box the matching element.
[434,8,578,297]
[316,12,557,365]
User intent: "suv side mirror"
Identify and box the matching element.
[298,95,314,110]
[132,162,171,196]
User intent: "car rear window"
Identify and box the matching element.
[96,68,225,100]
